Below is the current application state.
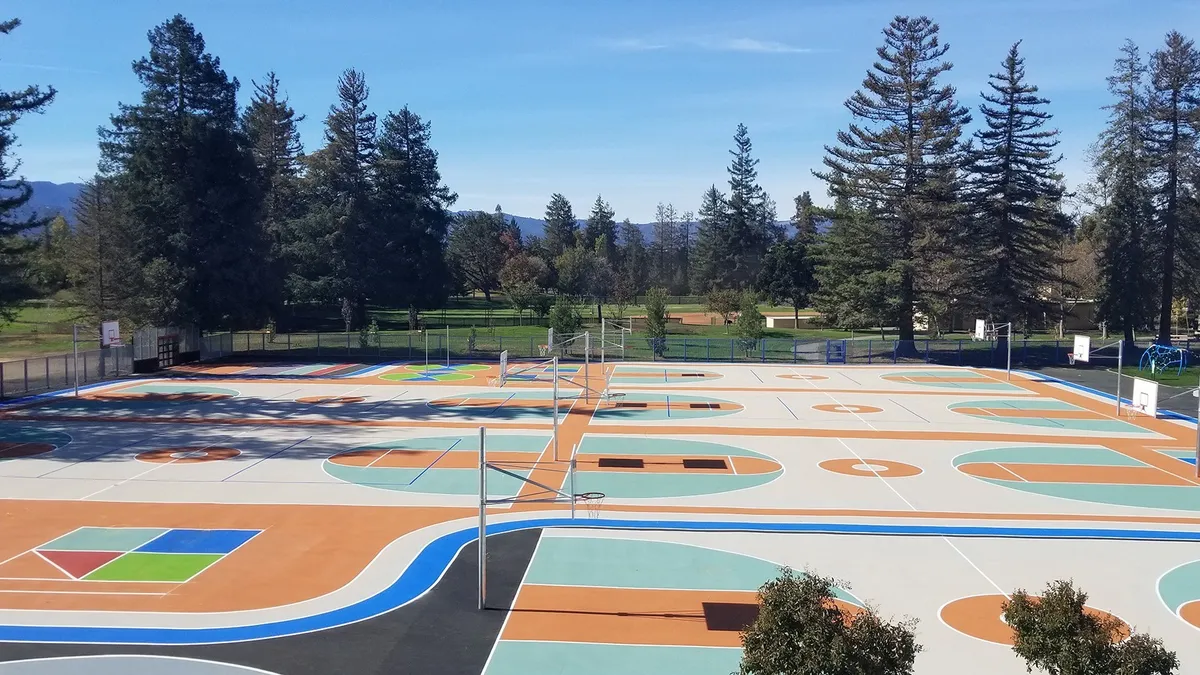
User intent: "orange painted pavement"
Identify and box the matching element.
[1177,599,1200,628]
[819,458,922,477]
[0,499,470,612]
[329,449,540,469]
[572,454,780,475]
[0,442,54,459]
[940,594,1128,646]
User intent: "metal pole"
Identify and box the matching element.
[425,331,429,370]
[1006,323,1012,381]
[553,357,559,462]
[601,319,606,369]
[446,325,451,367]
[584,332,590,404]
[478,425,486,610]
[1116,338,1124,416]
[72,325,79,397]
[570,443,577,519]
[1194,374,1199,478]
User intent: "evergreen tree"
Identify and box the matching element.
[815,16,971,342]
[374,105,457,328]
[758,236,816,323]
[1147,32,1200,343]
[99,15,268,329]
[726,123,774,286]
[1093,42,1158,344]
[32,216,71,295]
[692,185,731,289]
[447,210,506,301]
[543,193,577,259]
[68,176,134,324]
[0,17,56,323]
[813,186,900,331]
[583,195,617,260]
[652,202,679,285]
[792,191,820,237]
[288,68,377,326]
[618,219,649,294]
[675,210,695,293]
[241,71,304,310]
[969,41,1067,329]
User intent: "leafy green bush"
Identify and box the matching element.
[549,298,582,337]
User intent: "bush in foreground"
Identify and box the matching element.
[1003,579,1178,675]
[739,568,921,675]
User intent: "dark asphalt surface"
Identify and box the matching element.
[0,528,542,675]
[1033,366,1199,419]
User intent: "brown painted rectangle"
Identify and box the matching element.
[702,601,759,631]
[598,457,644,469]
[683,458,728,470]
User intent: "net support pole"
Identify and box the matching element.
[478,425,486,610]
[446,325,451,367]
[1005,323,1012,381]
[601,319,606,369]
[570,443,577,519]
[584,332,591,404]
[1116,339,1124,416]
[552,357,560,462]
[1194,375,1199,478]
[425,331,429,370]
[72,324,79,397]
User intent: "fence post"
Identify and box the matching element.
[892,341,898,364]
[83,352,88,384]
[793,339,798,364]
[530,336,534,357]
[706,339,711,361]
[824,340,830,365]
[730,339,735,362]
[23,359,28,393]
[957,340,962,366]
[761,339,766,363]
[246,333,251,352]
[1022,339,1028,366]
[45,357,49,384]
[287,333,291,353]
[924,340,930,363]
[1055,340,1061,364]
[867,340,873,364]
[0,362,4,399]
[317,332,321,356]
[262,333,266,351]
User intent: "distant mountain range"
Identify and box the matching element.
[14,181,821,239]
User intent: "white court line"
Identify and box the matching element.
[795,369,1009,597]
[992,462,1028,483]
[79,385,368,500]
[479,533,544,674]
[31,551,75,580]
[364,449,394,469]
[727,455,738,475]
[0,588,170,596]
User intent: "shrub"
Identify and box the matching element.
[643,287,670,357]
[549,297,582,337]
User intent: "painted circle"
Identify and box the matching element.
[136,447,241,464]
[778,373,829,381]
[0,655,283,674]
[813,403,883,414]
[295,395,366,405]
[0,442,55,459]
[450,364,490,372]
[941,594,1129,645]
[819,458,922,477]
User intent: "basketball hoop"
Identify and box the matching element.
[575,491,605,519]
[1067,353,1077,366]
[538,344,550,357]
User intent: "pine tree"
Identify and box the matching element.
[584,195,617,260]
[241,72,305,310]
[448,210,506,301]
[1147,32,1200,343]
[374,105,457,327]
[618,219,649,295]
[675,210,695,294]
[792,192,819,237]
[693,185,731,290]
[726,123,774,286]
[68,177,135,324]
[288,68,377,326]
[1093,42,1158,345]
[543,193,577,259]
[99,15,268,329]
[812,188,899,331]
[652,202,679,285]
[815,16,971,342]
[0,18,56,323]
[969,41,1067,330]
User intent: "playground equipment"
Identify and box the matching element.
[1139,343,1189,377]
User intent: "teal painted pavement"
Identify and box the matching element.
[580,436,768,458]
[977,478,1200,512]
[525,535,859,604]
[952,446,1146,468]
[124,383,239,395]
[1158,560,1200,613]
[484,641,743,675]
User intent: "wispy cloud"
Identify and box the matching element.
[0,62,102,75]
[702,38,811,54]
[601,36,811,55]
[601,37,669,52]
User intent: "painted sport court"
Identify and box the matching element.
[0,361,1199,674]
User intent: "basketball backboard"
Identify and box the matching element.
[101,320,121,347]
[1072,335,1091,363]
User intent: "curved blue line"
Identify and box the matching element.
[6,518,1200,644]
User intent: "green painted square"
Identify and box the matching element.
[84,552,223,581]
[40,527,169,552]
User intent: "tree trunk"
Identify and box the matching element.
[596,301,603,323]
[482,288,492,302]
[407,306,419,331]
[793,305,799,323]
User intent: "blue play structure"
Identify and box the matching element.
[1139,343,1189,377]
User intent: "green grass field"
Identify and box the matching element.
[1118,365,1200,387]
[0,302,99,360]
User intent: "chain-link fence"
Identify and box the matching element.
[204,333,1195,369]
[0,345,134,400]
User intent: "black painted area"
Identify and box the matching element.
[1038,366,1198,418]
[683,458,727,470]
[598,457,643,469]
[0,528,542,675]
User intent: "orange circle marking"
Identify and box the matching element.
[136,447,241,464]
[813,403,883,414]
[779,373,829,381]
[940,594,1129,645]
[296,395,366,405]
[819,458,922,478]
[1179,600,1200,629]
[0,442,55,459]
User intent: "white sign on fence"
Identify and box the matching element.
[1130,377,1159,417]
[1072,335,1091,363]
[101,320,121,347]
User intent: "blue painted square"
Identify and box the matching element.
[1180,456,1198,466]
[136,528,261,555]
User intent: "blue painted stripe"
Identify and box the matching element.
[8,517,1200,645]
[340,362,401,378]
[1019,370,1199,424]
[0,379,124,409]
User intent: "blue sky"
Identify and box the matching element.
[5,0,1199,221]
